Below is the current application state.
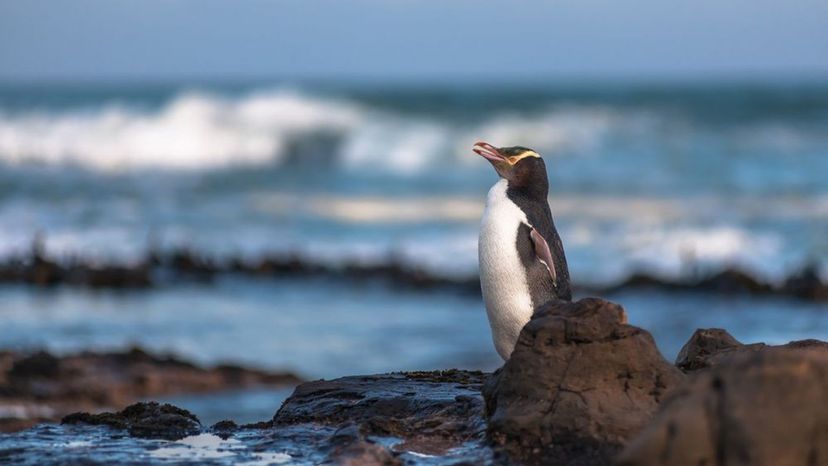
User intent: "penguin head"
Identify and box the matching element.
[473,141,549,195]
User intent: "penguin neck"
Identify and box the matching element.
[504,179,548,205]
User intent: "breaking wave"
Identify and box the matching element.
[0,84,825,290]
[0,88,629,173]
[0,90,361,170]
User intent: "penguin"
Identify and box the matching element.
[473,141,571,360]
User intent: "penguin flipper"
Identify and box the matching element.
[530,227,557,284]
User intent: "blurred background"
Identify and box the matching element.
[1,0,826,424]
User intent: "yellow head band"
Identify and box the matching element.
[507,150,540,164]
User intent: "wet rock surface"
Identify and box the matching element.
[62,402,201,440]
[483,297,685,465]
[326,424,403,466]
[1,333,827,465]
[0,423,303,466]
[0,347,301,432]
[619,344,828,466]
[2,297,826,465]
[0,369,493,465]
[272,370,491,462]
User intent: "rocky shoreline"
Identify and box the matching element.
[2,297,825,465]
[2,242,826,301]
[0,347,301,433]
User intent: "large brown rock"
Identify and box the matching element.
[618,345,828,466]
[483,297,684,465]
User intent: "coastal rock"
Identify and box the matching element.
[2,242,826,300]
[50,370,490,463]
[483,297,684,465]
[327,424,402,466]
[0,370,493,464]
[694,269,773,294]
[0,236,152,288]
[782,264,828,301]
[675,327,828,372]
[273,370,492,461]
[209,419,240,439]
[62,401,201,440]
[606,266,827,301]
[618,345,828,466]
[610,268,775,295]
[674,328,760,372]
[0,347,301,432]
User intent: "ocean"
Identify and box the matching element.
[0,80,826,423]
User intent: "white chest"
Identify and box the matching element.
[478,179,534,360]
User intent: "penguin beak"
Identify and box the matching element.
[473,141,512,178]
[473,142,504,163]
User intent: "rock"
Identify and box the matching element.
[28,253,63,286]
[240,420,274,429]
[273,370,492,462]
[609,268,776,295]
[2,236,826,300]
[0,347,301,432]
[327,424,401,466]
[782,264,828,301]
[693,269,773,295]
[483,297,684,465]
[62,402,201,440]
[8,351,61,378]
[611,272,687,292]
[209,419,239,439]
[69,265,152,288]
[676,328,828,372]
[210,419,238,431]
[618,345,828,466]
[3,372,489,465]
[674,328,760,372]
[605,265,827,301]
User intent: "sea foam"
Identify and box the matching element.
[0,88,620,173]
[0,90,361,170]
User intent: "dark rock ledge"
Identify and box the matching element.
[62,370,492,464]
[0,347,301,433]
[6,298,827,465]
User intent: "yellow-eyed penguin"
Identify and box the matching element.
[473,141,571,360]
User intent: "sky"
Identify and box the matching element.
[1,0,827,82]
